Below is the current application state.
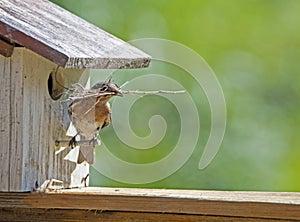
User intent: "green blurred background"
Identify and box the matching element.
[50,0,300,191]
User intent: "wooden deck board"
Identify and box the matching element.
[0,188,300,221]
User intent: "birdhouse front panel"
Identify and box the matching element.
[0,48,90,191]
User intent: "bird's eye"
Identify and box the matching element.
[101,86,108,91]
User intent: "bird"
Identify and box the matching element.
[67,78,122,164]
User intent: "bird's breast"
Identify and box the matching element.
[68,98,111,138]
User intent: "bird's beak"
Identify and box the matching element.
[116,90,123,96]
[114,88,123,97]
[108,83,123,96]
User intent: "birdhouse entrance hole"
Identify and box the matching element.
[48,69,65,100]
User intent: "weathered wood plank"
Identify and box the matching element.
[53,187,300,205]
[0,208,288,222]
[0,0,150,69]
[0,188,300,220]
[8,47,23,191]
[0,54,11,191]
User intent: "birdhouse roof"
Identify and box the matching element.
[0,0,150,69]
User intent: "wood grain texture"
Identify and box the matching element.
[0,50,23,190]
[0,188,300,221]
[8,48,23,191]
[0,0,150,68]
[0,54,11,190]
[0,208,289,222]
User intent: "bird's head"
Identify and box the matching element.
[91,78,123,97]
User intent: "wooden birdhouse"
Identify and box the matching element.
[0,0,150,191]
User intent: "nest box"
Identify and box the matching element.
[0,0,150,191]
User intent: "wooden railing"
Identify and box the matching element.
[1,187,300,221]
